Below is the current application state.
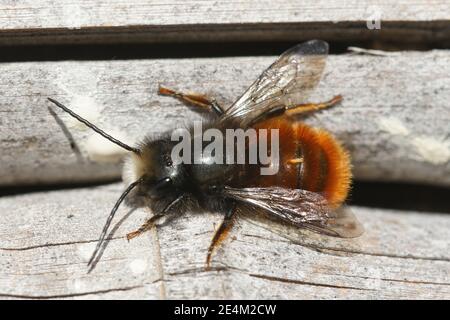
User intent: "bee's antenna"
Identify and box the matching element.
[47,98,140,155]
[87,177,172,269]
[87,177,144,268]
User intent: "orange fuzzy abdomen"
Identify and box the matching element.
[252,119,352,209]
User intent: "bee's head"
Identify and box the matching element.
[46,97,189,266]
[123,138,186,197]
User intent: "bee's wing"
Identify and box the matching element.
[223,186,363,238]
[220,40,328,126]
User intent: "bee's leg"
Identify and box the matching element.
[206,203,237,270]
[247,95,342,126]
[126,194,185,240]
[158,86,224,116]
[285,95,343,117]
[126,213,164,240]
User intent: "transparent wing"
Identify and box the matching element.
[223,186,363,238]
[220,40,328,126]
[237,204,363,257]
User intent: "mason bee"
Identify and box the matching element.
[48,40,363,270]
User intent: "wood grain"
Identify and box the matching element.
[1,51,449,187]
[0,1,449,45]
[0,183,448,299]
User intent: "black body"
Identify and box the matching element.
[133,122,251,215]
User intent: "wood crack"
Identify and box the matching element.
[0,237,123,252]
[249,273,372,291]
[167,265,236,276]
[167,264,371,291]
[0,285,142,299]
[241,233,450,262]
[328,273,450,287]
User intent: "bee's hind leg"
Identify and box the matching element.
[206,203,237,270]
[285,95,343,117]
[247,95,343,126]
[158,85,224,116]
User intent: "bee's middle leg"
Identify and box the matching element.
[206,203,237,269]
[158,85,224,116]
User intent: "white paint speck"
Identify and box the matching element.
[377,117,410,136]
[66,95,102,129]
[411,137,450,165]
[129,259,148,275]
[376,117,450,165]
[84,130,130,163]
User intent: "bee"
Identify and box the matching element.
[48,40,363,270]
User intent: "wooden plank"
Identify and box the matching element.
[0,1,449,45]
[0,183,448,299]
[1,50,450,187]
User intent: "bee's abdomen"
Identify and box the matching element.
[295,123,351,208]
[252,118,351,209]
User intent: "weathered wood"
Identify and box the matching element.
[1,51,450,187]
[0,183,448,299]
[0,1,449,45]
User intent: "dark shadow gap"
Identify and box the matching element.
[348,181,450,214]
[0,38,447,62]
[0,41,366,62]
[1,20,449,62]
[1,179,449,214]
[0,178,120,197]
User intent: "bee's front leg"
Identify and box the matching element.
[126,194,185,240]
[126,213,164,240]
